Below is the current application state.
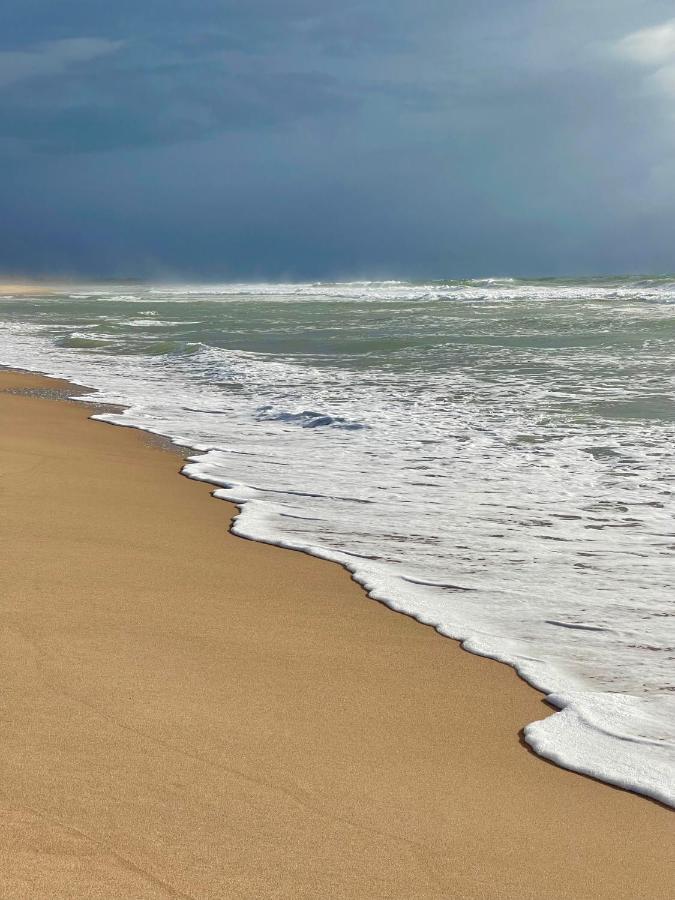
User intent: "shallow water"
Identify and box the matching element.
[1,276,674,805]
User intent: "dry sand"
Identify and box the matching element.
[0,370,672,899]
[0,282,58,296]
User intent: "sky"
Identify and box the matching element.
[2,1,675,280]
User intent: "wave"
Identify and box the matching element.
[56,333,113,350]
[254,405,367,430]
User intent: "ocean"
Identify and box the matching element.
[1,276,673,806]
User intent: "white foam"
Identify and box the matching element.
[525,693,675,807]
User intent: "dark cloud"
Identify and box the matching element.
[2,1,675,278]
[0,46,356,152]
[0,3,417,154]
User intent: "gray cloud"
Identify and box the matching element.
[0,56,356,153]
[2,1,675,278]
[0,37,122,88]
[0,4,418,154]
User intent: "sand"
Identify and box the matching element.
[0,369,672,899]
[0,282,59,296]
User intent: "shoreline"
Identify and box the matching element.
[0,368,672,898]
[7,364,672,810]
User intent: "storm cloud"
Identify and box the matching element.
[2,1,675,279]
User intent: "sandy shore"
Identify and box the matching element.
[0,370,672,899]
[0,282,60,295]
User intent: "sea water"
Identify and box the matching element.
[1,276,673,806]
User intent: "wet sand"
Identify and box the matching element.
[0,370,672,899]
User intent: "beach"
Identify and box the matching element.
[0,282,59,296]
[0,368,672,899]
